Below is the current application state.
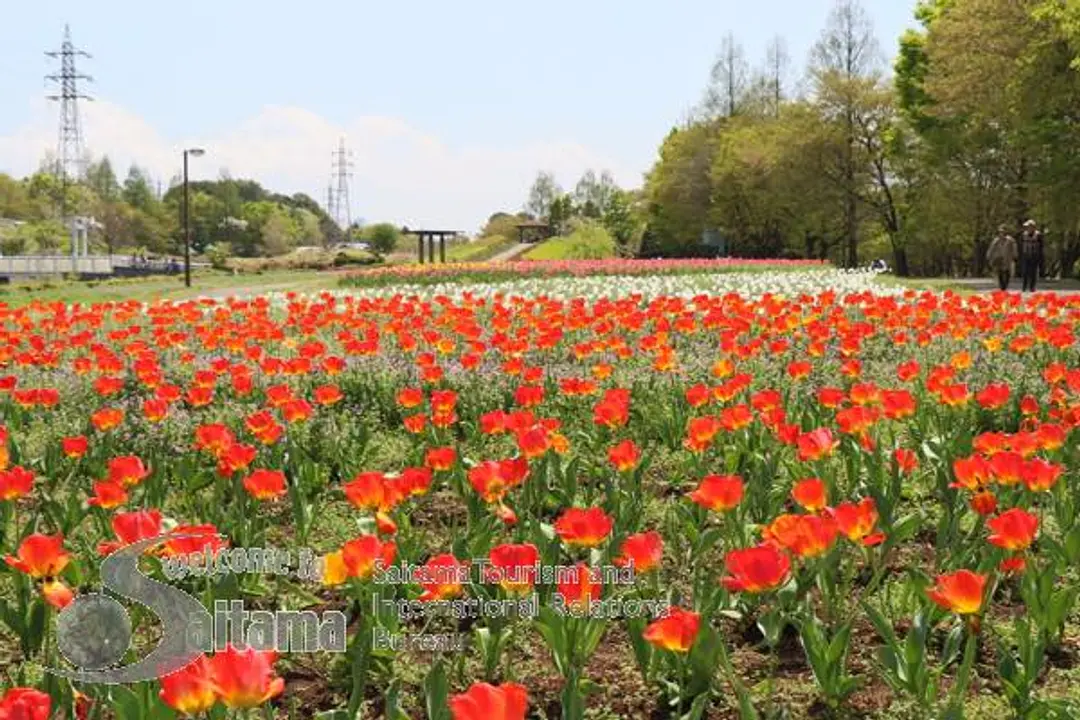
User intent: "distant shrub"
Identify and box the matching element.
[525,222,616,261]
[362,223,402,256]
[206,243,232,270]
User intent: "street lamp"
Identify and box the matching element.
[182,148,206,287]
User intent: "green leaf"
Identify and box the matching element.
[109,686,143,720]
[424,661,450,720]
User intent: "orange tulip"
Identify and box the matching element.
[969,490,998,516]
[1023,458,1063,492]
[91,407,124,432]
[313,384,343,406]
[927,570,986,615]
[763,513,838,558]
[684,416,722,453]
[331,535,396,583]
[643,607,700,653]
[5,533,71,578]
[830,498,885,546]
[160,524,228,557]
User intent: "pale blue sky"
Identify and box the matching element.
[0,1,917,232]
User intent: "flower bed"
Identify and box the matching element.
[340,257,828,289]
[2,281,1080,718]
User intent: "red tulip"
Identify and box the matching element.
[449,682,528,720]
[796,427,838,462]
[0,466,34,501]
[830,498,885,546]
[792,478,827,512]
[987,508,1038,551]
[61,435,89,458]
[208,645,284,709]
[721,544,791,594]
[555,563,602,611]
[0,687,51,720]
[607,439,641,472]
[553,507,613,548]
[242,469,287,501]
[160,655,216,716]
[487,543,539,595]
[417,553,468,602]
[613,531,663,573]
[687,474,744,512]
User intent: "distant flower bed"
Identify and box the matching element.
[340,257,827,288]
[327,267,893,303]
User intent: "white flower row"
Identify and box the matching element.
[290,268,902,303]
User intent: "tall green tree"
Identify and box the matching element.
[810,0,881,267]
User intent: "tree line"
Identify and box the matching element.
[0,159,346,258]
[615,0,1080,276]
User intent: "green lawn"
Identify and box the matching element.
[0,269,342,306]
[876,275,1080,294]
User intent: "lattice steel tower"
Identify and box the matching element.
[46,24,93,195]
[330,137,353,231]
[326,182,336,229]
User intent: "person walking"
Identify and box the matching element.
[1018,219,1044,292]
[986,225,1017,291]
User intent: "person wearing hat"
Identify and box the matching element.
[1018,219,1044,292]
[986,224,1017,291]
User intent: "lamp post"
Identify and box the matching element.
[182,148,205,287]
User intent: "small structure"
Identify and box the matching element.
[402,228,460,264]
[69,216,100,259]
[516,220,552,244]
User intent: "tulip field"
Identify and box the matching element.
[4,263,1080,719]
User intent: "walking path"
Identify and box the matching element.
[487,243,533,263]
[949,277,1080,294]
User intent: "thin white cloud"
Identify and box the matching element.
[0,98,641,234]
